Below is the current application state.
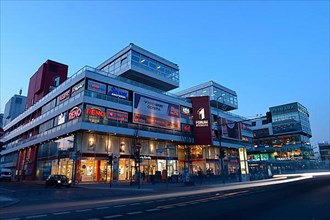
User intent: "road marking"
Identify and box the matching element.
[158,190,249,209]
[126,211,143,215]
[161,206,174,209]
[145,208,160,212]
[53,211,71,215]
[26,215,47,219]
[76,209,92,212]
[96,206,110,210]
[129,203,141,206]
[4,218,20,220]
[114,204,126,208]
[104,215,123,219]
[144,201,154,204]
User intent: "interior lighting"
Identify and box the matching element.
[157,66,161,69]
[141,59,145,63]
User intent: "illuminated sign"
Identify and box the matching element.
[72,81,84,94]
[108,86,129,100]
[220,118,241,140]
[86,108,106,117]
[59,90,70,101]
[87,80,106,94]
[181,106,190,116]
[140,155,151,160]
[196,107,208,127]
[106,109,128,122]
[190,96,212,145]
[68,107,82,120]
[133,93,180,130]
[58,113,66,125]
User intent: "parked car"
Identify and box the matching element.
[0,168,12,181]
[45,174,72,188]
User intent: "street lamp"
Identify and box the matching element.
[67,139,78,185]
[215,93,225,176]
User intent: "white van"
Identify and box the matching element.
[0,168,12,181]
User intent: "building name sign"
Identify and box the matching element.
[196,120,209,127]
[68,107,82,120]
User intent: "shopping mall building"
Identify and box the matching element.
[0,44,253,182]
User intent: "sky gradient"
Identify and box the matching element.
[1,1,329,146]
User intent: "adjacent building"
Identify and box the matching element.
[0,44,252,182]
[248,102,313,176]
[26,59,68,109]
[318,142,330,162]
[3,93,27,127]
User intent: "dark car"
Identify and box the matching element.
[45,174,72,188]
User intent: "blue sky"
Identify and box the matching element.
[1,1,329,146]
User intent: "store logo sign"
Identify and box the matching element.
[59,90,70,101]
[86,108,106,117]
[72,82,84,94]
[68,107,82,120]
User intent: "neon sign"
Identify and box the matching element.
[86,108,106,117]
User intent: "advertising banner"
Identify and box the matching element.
[133,93,180,130]
[219,118,242,140]
[190,96,212,145]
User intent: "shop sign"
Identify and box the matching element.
[108,86,129,100]
[59,90,70,101]
[87,80,106,94]
[106,109,128,122]
[86,108,106,117]
[156,148,165,153]
[58,112,66,125]
[140,155,151,160]
[68,107,82,120]
[72,81,84,94]
[181,106,190,115]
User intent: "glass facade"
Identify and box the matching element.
[100,50,179,84]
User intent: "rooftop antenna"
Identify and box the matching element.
[19,88,22,95]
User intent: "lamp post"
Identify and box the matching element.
[215,93,225,176]
[67,139,78,185]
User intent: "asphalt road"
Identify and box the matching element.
[1,175,329,220]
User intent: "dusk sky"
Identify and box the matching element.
[1,1,329,146]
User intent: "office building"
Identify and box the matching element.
[3,94,27,127]
[248,102,313,175]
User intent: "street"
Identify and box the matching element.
[0,174,329,220]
